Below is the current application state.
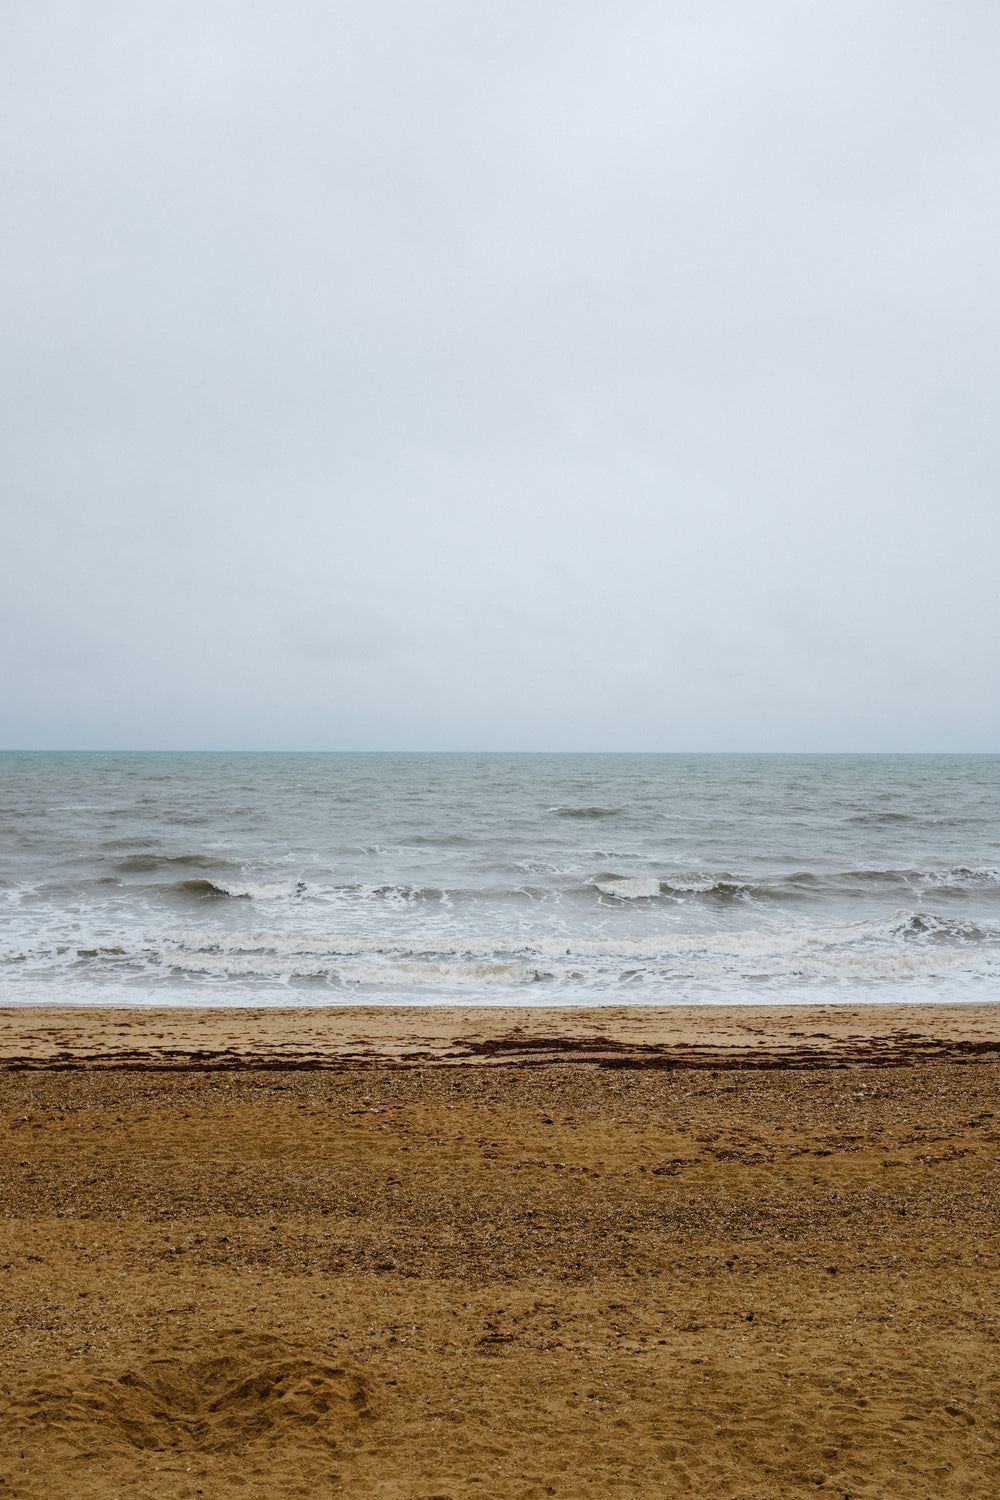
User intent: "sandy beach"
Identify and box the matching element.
[1,1004,998,1497]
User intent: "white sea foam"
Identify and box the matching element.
[134,907,1000,994]
[160,946,531,986]
[186,878,306,900]
[592,876,662,899]
[914,865,1000,888]
[660,876,720,894]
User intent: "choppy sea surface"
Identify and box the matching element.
[1,752,998,1007]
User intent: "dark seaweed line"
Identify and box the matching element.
[1,1037,999,1072]
[452,1034,1000,1070]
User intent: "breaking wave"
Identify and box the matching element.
[592,875,662,899]
[883,910,988,941]
[177,878,306,900]
[593,873,763,902]
[659,876,756,900]
[844,866,1000,888]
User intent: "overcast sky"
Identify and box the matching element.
[2,1,998,751]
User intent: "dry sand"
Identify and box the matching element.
[1,1003,998,1497]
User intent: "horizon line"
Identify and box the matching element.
[2,747,998,758]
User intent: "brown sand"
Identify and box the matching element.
[1,1004,998,1497]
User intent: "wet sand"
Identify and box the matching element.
[1,1004,998,1497]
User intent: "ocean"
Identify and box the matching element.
[1,752,998,1008]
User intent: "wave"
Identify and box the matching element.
[883,910,988,942]
[402,833,473,847]
[844,866,1000,891]
[659,876,755,900]
[592,875,661,899]
[354,883,447,904]
[11,863,1000,919]
[593,867,1000,905]
[268,880,552,908]
[177,878,305,900]
[550,806,621,819]
[117,853,232,873]
[593,873,758,902]
[846,811,913,825]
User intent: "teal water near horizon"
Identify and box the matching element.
[1,752,998,1007]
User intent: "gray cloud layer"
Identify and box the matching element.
[3,1,998,749]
